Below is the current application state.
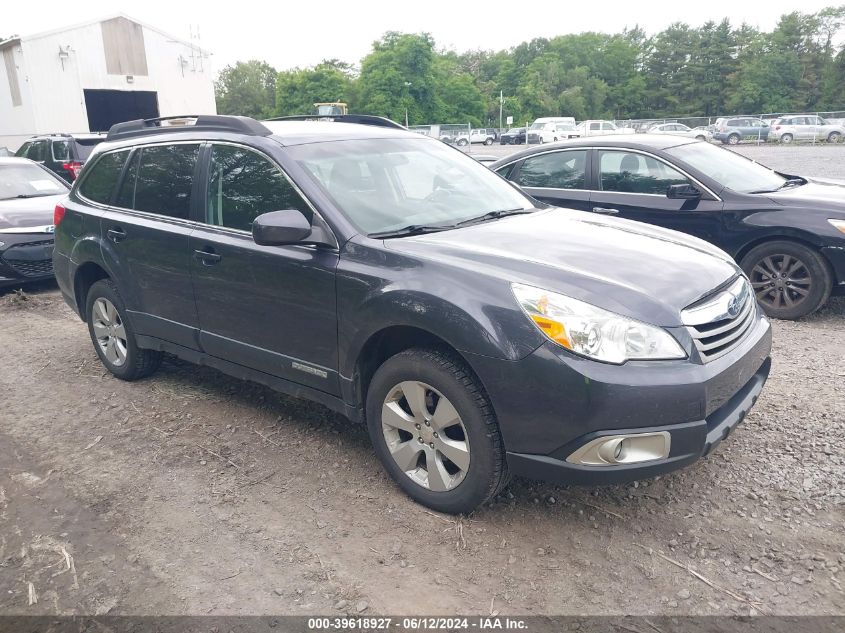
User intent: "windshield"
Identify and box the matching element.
[0,163,69,199]
[665,142,787,194]
[292,138,532,234]
[507,128,523,133]
[529,122,545,130]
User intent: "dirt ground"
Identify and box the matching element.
[0,283,842,617]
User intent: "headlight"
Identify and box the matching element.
[511,283,686,364]
[829,219,845,235]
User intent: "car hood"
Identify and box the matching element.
[763,179,845,212]
[0,194,65,230]
[384,208,741,327]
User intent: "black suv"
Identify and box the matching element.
[54,115,772,513]
[15,133,105,183]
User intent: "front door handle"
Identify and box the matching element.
[107,227,127,243]
[193,249,222,265]
[592,207,619,215]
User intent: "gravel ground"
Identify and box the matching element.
[0,145,843,616]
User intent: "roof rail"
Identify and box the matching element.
[106,115,272,141]
[265,114,406,130]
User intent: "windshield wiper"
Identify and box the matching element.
[749,177,806,194]
[455,208,534,227]
[369,224,456,239]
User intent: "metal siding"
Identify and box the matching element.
[2,17,215,145]
[2,48,22,106]
[101,17,149,76]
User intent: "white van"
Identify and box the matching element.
[527,117,578,144]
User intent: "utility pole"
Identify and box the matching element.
[499,90,503,131]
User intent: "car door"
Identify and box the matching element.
[189,142,341,395]
[506,149,592,211]
[97,143,201,349]
[588,149,723,243]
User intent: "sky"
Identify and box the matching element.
[3,0,840,74]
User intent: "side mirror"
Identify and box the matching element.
[666,183,702,200]
[252,209,313,246]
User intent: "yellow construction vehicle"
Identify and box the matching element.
[314,102,348,116]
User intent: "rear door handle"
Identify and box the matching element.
[107,227,127,243]
[193,249,222,265]
[592,207,619,215]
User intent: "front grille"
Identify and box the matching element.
[5,258,54,277]
[683,277,756,363]
[3,239,54,278]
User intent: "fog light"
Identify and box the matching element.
[567,432,670,466]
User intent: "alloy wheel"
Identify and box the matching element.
[750,254,813,311]
[91,297,128,366]
[381,381,470,492]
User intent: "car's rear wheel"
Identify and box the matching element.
[457,138,468,147]
[727,133,740,145]
[827,131,841,143]
[740,241,832,320]
[695,135,706,141]
[86,279,162,380]
[780,133,794,144]
[366,348,508,514]
[484,138,493,145]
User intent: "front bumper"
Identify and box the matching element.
[0,233,55,286]
[465,314,772,485]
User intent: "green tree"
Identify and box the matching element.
[214,60,277,118]
[275,60,356,116]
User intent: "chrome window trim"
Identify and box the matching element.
[495,146,722,202]
[77,140,338,249]
[596,148,721,200]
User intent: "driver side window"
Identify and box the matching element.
[207,144,312,231]
[599,151,689,195]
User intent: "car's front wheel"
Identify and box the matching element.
[484,138,493,145]
[827,131,841,143]
[366,348,508,514]
[86,279,162,380]
[740,241,832,320]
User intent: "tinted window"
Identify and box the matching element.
[74,138,103,160]
[115,151,139,209]
[78,150,129,204]
[599,151,688,194]
[495,164,514,179]
[516,151,587,189]
[207,144,312,231]
[15,142,31,158]
[52,140,71,161]
[589,122,600,130]
[27,140,48,162]
[129,144,199,218]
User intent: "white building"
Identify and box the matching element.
[0,14,216,150]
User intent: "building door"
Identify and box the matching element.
[83,89,159,132]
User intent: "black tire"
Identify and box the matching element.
[695,135,706,141]
[740,241,832,320]
[85,279,162,380]
[484,138,493,145]
[780,133,793,144]
[457,138,468,147]
[827,131,841,143]
[366,348,508,514]
[728,133,740,145]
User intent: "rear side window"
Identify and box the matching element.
[15,142,31,158]
[78,150,129,204]
[516,150,587,189]
[26,140,49,162]
[599,151,688,195]
[125,144,199,219]
[206,144,312,231]
[52,140,71,161]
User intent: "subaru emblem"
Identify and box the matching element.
[727,294,741,317]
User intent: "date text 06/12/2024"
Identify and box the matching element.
[307,617,529,630]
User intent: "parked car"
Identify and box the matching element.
[527,117,577,144]
[15,133,105,182]
[454,129,495,146]
[55,115,772,513]
[499,127,526,145]
[712,118,769,145]
[770,115,845,143]
[491,135,845,319]
[0,157,69,287]
[648,122,711,141]
[575,120,636,137]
